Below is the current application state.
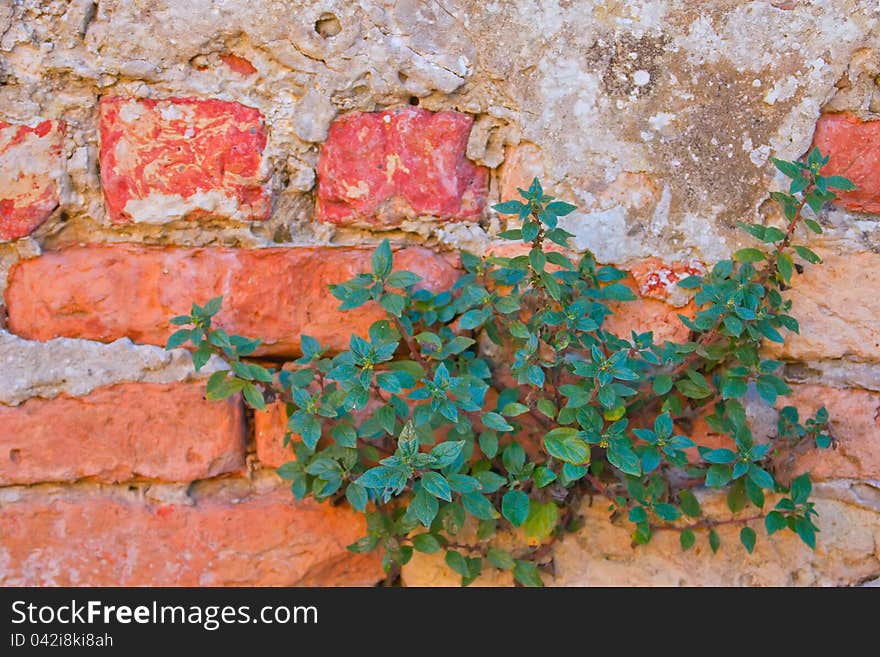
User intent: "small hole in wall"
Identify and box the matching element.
[409,96,420,106]
[9,449,21,464]
[315,13,341,38]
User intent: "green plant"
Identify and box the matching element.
[168,147,851,586]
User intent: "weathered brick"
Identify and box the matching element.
[0,481,382,586]
[254,401,291,468]
[769,250,880,362]
[0,119,64,242]
[316,107,488,226]
[812,112,880,213]
[624,257,705,302]
[602,273,693,344]
[781,384,880,482]
[0,382,245,485]
[5,244,459,357]
[498,142,544,206]
[99,97,270,223]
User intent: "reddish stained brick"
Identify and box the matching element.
[316,107,488,226]
[0,382,245,485]
[811,112,880,213]
[0,119,64,242]
[219,53,258,76]
[99,96,270,224]
[5,244,459,357]
[0,483,382,586]
[625,257,705,301]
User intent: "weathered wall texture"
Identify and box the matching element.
[1,0,879,586]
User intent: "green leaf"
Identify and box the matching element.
[411,488,439,527]
[482,412,514,432]
[501,490,530,527]
[772,157,802,179]
[678,490,702,518]
[242,383,266,410]
[765,510,786,535]
[345,483,368,512]
[501,402,530,417]
[607,441,641,476]
[823,175,855,191]
[794,517,816,549]
[740,526,757,554]
[478,431,499,458]
[380,293,406,317]
[522,501,558,541]
[487,547,515,570]
[546,200,577,217]
[653,503,681,522]
[430,441,465,468]
[653,375,673,395]
[747,464,775,490]
[372,239,393,279]
[461,492,499,520]
[790,473,812,505]
[447,474,482,494]
[543,428,591,465]
[331,423,358,448]
[629,506,648,523]
[386,270,422,288]
[709,528,721,553]
[191,346,212,371]
[445,550,470,577]
[205,371,244,400]
[680,529,696,551]
[532,466,557,488]
[165,328,192,349]
[493,200,527,215]
[733,248,766,263]
[704,448,737,464]
[411,533,441,554]
[705,464,732,488]
[513,560,544,587]
[459,308,488,330]
[421,472,453,502]
[793,245,822,264]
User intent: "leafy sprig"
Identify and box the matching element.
[169,148,851,586]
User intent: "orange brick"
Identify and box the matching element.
[5,244,459,357]
[0,482,381,586]
[781,384,880,481]
[0,382,245,485]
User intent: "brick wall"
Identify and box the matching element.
[1,1,878,586]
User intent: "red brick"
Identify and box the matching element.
[316,107,488,226]
[99,97,270,223]
[0,382,245,485]
[5,244,459,357]
[811,112,880,213]
[780,384,880,481]
[0,119,64,242]
[0,483,381,586]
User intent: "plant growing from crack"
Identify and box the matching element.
[169,147,850,586]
